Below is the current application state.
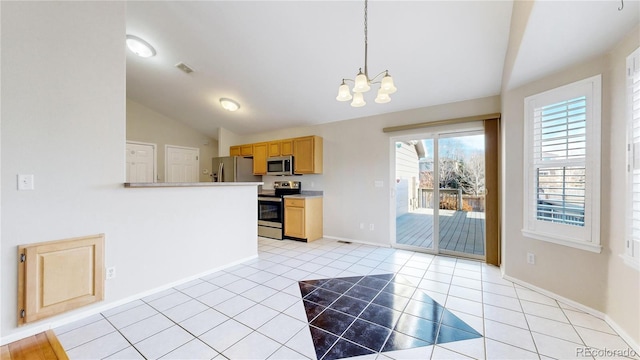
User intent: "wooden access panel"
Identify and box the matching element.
[18,234,104,326]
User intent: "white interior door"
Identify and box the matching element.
[166,145,199,182]
[126,142,156,183]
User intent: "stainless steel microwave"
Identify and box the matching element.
[266,156,294,176]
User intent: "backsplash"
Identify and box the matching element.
[262,174,324,191]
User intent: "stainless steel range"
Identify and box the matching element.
[258,181,301,240]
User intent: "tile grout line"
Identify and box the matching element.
[99,313,148,360]
[512,281,542,359]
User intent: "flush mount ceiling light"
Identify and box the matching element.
[220,98,240,112]
[126,35,156,58]
[336,0,397,107]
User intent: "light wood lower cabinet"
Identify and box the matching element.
[284,197,323,242]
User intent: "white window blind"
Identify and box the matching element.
[626,47,640,269]
[523,75,601,253]
[533,97,586,227]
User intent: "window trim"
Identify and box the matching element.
[522,75,602,253]
[624,47,640,270]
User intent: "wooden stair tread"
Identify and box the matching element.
[1,330,68,360]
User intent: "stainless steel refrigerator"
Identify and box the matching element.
[212,156,261,182]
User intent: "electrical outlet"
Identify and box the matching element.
[106,267,116,280]
[527,253,535,265]
[369,223,375,231]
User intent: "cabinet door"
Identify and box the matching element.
[230,146,241,157]
[268,141,281,157]
[293,137,315,174]
[281,140,294,156]
[253,142,268,175]
[284,206,305,238]
[240,144,253,156]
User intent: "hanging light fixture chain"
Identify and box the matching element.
[364,0,368,78]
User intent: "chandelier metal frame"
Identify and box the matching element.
[336,0,396,107]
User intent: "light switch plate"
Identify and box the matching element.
[17,174,34,190]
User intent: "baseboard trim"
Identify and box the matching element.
[0,254,258,346]
[322,235,392,248]
[604,315,640,353]
[503,274,639,352]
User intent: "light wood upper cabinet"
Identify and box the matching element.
[268,141,281,157]
[252,142,268,175]
[240,144,253,156]
[280,139,294,156]
[229,135,322,174]
[284,197,323,242]
[294,136,323,174]
[268,139,294,157]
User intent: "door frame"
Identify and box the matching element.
[389,121,490,260]
[165,144,200,183]
[126,141,157,183]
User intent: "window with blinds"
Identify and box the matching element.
[626,47,640,269]
[523,75,601,252]
[533,96,586,227]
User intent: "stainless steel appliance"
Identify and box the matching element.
[266,156,294,176]
[258,181,301,239]
[212,156,261,182]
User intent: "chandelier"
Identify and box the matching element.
[336,0,396,107]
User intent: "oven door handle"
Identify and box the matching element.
[258,197,282,202]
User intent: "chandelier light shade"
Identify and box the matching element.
[351,92,366,107]
[353,70,371,93]
[126,35,156,58]
[336,0,396,107]
[375,89,391,104]
[336,81,353,101]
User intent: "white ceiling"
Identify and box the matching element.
[508,0,640,90]
[125,1,639,140]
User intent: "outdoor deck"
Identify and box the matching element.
[396,209,485,256]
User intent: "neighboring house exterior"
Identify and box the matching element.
[395,141,424,217]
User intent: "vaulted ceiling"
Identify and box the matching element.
[125,1,639,139]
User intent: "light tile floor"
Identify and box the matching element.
[55,238,638,360]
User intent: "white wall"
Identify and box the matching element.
[127,99,218,182]
[228,95,501,245]
[217,127,240,157]
[604,26,640,347]
[501,25,640,345]
[0,1,257,343]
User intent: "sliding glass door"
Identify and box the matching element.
[394,131,486,260]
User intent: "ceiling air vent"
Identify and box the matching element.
[175,62,194,74]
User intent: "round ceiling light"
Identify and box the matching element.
[220,98,240,112]
[126,35,156,58]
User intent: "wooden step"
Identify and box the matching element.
[1,330,68,360]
